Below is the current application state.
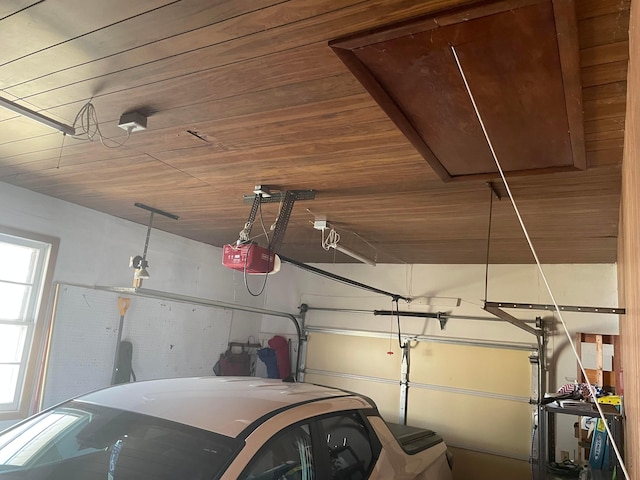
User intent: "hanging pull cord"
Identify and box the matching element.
[451,44,629,480]
[392,296,405,349]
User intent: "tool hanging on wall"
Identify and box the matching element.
[111,297,131,384]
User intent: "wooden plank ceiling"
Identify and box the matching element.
[0,0,629,264]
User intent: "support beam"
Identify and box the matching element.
[279,256,411,302]
[483,303,542,337]
[484,301,624,315]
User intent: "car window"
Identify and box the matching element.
[242,424,314,480]
[0,401,237,480]
[318,413,376,480]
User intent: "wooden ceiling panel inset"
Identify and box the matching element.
[330,0,585,181]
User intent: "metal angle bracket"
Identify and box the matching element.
[484,301,625,315]
[134,202,179,220]
[269,190,296,253]
[372,310,449,330]
[483,303,542,338]
[437,312,448,330]
[243,189,316,204]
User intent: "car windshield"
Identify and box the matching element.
[0,400,237,479]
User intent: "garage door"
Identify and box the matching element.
[304,331,534,460]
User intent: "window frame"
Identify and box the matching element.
[311,410,382,480]
[238,418,318,480]
[0,226,58,421]
[238,409,383,480]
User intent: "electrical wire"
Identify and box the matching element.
[243,199,271,297]
[56,133,66,169]
[451,45,629,479]
[321,227,341,251]
[71,101,132,148]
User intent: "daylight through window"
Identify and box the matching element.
[0,232,53,416]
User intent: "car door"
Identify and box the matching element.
[238,421,316,480]
[312,411,382,480]
[237,410,381,480]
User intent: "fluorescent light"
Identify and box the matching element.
[0,96,75,136]
[333,244,376,266]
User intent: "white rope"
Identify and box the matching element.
[451,45,628,479]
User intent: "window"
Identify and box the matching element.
[242,424,314,480]
[0,401,237,479]
[318,413,378,480]
[0,229,57,420]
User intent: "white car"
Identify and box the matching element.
[0,377,453,479]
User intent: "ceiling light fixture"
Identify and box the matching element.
[320,225,376,266]
[333,243,377,266]
[0,96,75,135]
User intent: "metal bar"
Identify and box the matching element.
[0,96,75,135]
[134,202,179,220]
[374,310,442,319]
[537,333,546,480]
[483,304,542,338]
[269,191,296,253]
[399,343,409,425]
[375,309,447,329]
[279,255,411,302]
[487,181,503,200]
[304,325,537,352]
[141,211,154,263]
[242,194,262,240]
[484,301,625,315]
[243,189,316,204]
[304,305,538,323]
[94,285,303,378]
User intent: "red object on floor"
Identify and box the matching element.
[268,335,291,379]
[222,243,275,274]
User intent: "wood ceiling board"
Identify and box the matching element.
[577,11,631,49]
[581,61,628,88]
[8,42,347,133]
[330,0,585,181]
[0,0,171,64]
[586,148,624,167]
[3,0,471,105]
[0,1,42,20]
[0,0,281,91]
[580,41,629,68]
[575,0,630,21]
[583,82,627,102]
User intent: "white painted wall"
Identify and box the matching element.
[0,182,266,337]
[0,182,266,429]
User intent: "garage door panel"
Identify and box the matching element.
[305,373,399,421]
[306,333,401,379]
[407,388,532,459]
[410,342,532,397]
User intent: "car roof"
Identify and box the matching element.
[76,377,373,438]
